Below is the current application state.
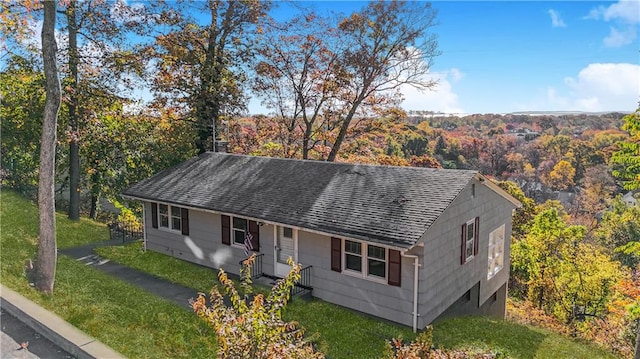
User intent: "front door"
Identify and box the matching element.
[274,226,297,278]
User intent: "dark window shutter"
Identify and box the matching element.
[388,249,401,287]
[331,237,341,272]
[221,215,230,245]
[151,203,158,229]
[181,208,189,235]
[248,220,260,251]
[474,216,480,256]
[460,223,467,265]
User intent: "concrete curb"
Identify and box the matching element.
[0,284,125,359]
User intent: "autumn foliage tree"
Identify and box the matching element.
[612,108,640,190]
[327,0,439,161]
[191,254,322,358]
[151,0,271,154]
[511,207,622,322]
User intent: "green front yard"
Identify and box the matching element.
[1,190,617,358]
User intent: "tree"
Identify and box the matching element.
[596,196,640,270]
[30,0,60,294]
[57,0,149,220]
[542,160,575,191]
[253,13,340,159]
[574,164,616,227]
[191,254,323,358]
[326,0,439,161]
[511,208,622,322]
[151,0,271,154]
[611,108,640,190]
[0,55,46,194]
[497,181,535,239]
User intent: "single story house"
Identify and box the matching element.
[122,152,520,331]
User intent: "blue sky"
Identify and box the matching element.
[250,0,640,115]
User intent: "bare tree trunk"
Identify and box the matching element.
[67,0,81,220]
[326,97,363,162]
[32,0,61,294]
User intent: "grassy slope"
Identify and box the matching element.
[95,229,617,359]
[0,191,218,358]
[2,191,617,358]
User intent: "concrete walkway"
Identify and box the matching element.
[59,240,201,310]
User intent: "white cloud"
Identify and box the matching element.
[603,26,637,47]
[545,63,640,112]
[399,69,464,114]
[586,0,640,47]
[587,0,640,23]
[548,9,567,28]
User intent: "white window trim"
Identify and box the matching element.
[464,219,476,263]
[487,224,505,280]
[342,238,388,284]
[230,216,249,248]
[157,203,182,233]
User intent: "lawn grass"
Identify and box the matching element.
[432,316,616,359]
[0,190,218,358]
[95,241,417,358]
[1,190,619,359]
[95,241,618,359]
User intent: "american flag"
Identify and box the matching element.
[243,232,253,256]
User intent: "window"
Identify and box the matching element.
[159,204,169,228]
[461,217,479,264]
[343,240,387,280]
[233,217,248,245]
[367,245,386,278]
[221,215,259,251]
[171,206,181,231]
[487,224,505,280]
[344,240,362,272]
[332,238,401,286]
[159,204,182,231]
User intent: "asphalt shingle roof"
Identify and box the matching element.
[122,153,479,248]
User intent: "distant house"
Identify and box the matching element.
[623,192,637,207]
[122,153,520,331]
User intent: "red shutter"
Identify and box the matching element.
[460,223,467,265]
[474,216,480,256]
[248,220,260,252]
[331,237,341,272]
[221,215,230,245]
[388,249,401,287]
[151,203,158,229]
[181,208,189,235]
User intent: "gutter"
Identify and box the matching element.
[401,252,421,333]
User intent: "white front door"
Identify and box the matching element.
[274,226,297,278]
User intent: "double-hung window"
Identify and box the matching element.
[461,217,479,264]
[344,240,362,272]
[159,204,182,232]
[487,224,505,279]
[332,237,401,286]
[233,217,248,245]
[465,220,475,262]
[367,245,386,278]
[344,240,387,280]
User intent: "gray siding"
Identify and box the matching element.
[143,202,275,276]
[297,231,416,327]
[418,179,515,325]
[141,177,515,330]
